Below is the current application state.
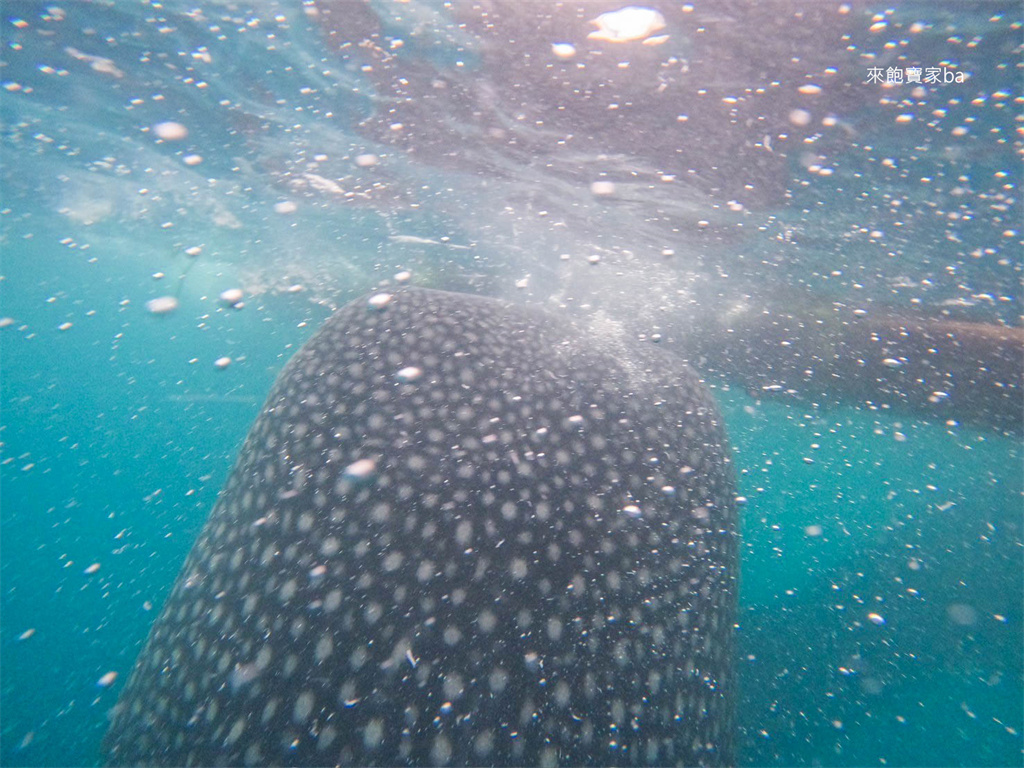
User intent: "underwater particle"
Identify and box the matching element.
[394,270,412,283]
[18,628,35,641]
[183,154,203,166]
[354,153,379,167]
[0,317,14,328]
[214,357,232,370]
[622,505,642,518]
[153,121,188,140]
[587,254,601,265]
[367,293,393,310]
[789,109,812,126]
[145,296,179,315]
[895,114,913,123]
[804,524,823,537]
[798,84,822,95]
[588,6,666,43]
[343,458,377,483]
[219,288,244,306]
[590,180,616,196]
[551,43,576,59]
[274,200,298,214]
[152,272,165,280]
[84,562,101,574]
[947,603,977,626]
[58,322,73,331]
[395,366,422,383]
[18,732,34,750]
[515,277,529,289]
[97,671,118,688]
[867,612,885,626]
[882,358,903,368]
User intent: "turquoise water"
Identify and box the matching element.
[1,2,1021,766]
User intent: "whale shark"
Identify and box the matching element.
[104,287,738,766]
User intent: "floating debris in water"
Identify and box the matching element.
[343,458,377,483]
[367,293,392,310]
[214,357,232,370]
[354,153,379,167]
[590,180,616,197]
[0,317,14,328]
[58,322,72,331]
[153,121,187,140]
[588,6,666,43]
[97,671,118,687]
[867,613,885,625]
[551,42,576,59]
[184,246,202,257]
[182,154,202,166]
[395,366,422,383]
[84,562,101,574]
[145,296,179,315]
[274,200,297,214]
[394,270,412,283]
[18,628,35,641]
[219,288,243,306]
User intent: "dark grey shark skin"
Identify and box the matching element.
[105,288,738,767]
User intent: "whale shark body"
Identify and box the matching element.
[105,288,738,766]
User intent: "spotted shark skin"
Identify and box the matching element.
[105,287,738,767]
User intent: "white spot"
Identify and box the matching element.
[214,356,231,369]
[354,153,379,167]
[145,296,178,315]
[947,603,978,626]
[225,717,245,745]
[343,458,377,482]
[396,366,422,383]
[83,562,101,574]
[394,270,412,283]
[153,121,188,140]
[183,153,203,166]
[510,558,528,579]
[96,671,118,687]
[431,734,453,764]
[219,288,243,306]
[590,180,616,196]
[551,42,576,59]
[293,690,315,723]
[363,718,384,749]
[274,200,298,214]
[367,293,392,310]
[315,634,333,662]
[867,612,886,626]
[478,609,497,633]
[588,6,666,43]
[18,628,35,641]
[324,589,342,612]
